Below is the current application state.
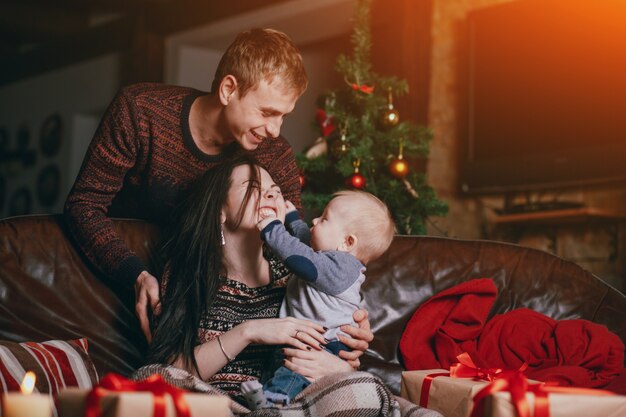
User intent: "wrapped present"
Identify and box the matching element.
[401,368,485,417]
[401,353,625,417]
[474,374,625,417]
[57,373,230,417]
[400,352,512,417]
[485,388,626,417]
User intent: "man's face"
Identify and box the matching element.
[224,78,298,151]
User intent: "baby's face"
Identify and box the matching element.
[310,197,355,252]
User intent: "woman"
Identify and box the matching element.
[136,155,414,416]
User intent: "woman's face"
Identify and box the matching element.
[222,164,286,231]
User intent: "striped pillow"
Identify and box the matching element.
[0,338,99,395]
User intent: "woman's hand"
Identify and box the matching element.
[282,346,353,382]
[337,308,374,368]
[241,317,326,350]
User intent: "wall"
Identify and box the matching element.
[0,53,121,218]
[426,0,626,290]
[0,0,354,220]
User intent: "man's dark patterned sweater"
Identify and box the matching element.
[64,83,301,285]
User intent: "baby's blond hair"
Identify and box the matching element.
[332,190,395,264]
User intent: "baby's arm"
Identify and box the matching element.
[259,220,362,295]
[283,201,311,245]
[257,200,310,243]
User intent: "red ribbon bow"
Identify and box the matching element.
[470,372,616,417]
[450,352,505,381]
[351,83,375,94]
[85,373,191,417]
[419,353,616,417]
[419,353,507,408]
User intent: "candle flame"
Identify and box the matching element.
[20,371,36,394]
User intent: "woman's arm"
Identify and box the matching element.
[174,317,326,380]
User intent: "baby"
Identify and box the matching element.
[242,190,395,408]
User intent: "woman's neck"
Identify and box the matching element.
[222,230,271,287]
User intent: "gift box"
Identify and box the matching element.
[401,369,626,417]
[401,369,484,417]
[57,388,230,417]
[57,373,231,417]
[485,389,626,417]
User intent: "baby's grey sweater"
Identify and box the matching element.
[260,212,365,341]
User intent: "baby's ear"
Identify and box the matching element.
[340,234,358,253]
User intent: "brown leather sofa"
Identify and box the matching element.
[1,214,625,394]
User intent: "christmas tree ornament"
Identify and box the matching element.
[299,171,306,188]
[403,179,419,199]
[315,108,336,137]
[389,141,409,178]
[345,76,375,94]
[339,131,348,152]
[347,159,366,189]
[330,125,349,157]
[351,82,375,94]
[381,87,400,127]
[305,136,328,159]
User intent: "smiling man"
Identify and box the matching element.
[64,29,308,341]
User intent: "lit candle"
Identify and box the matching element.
[1,372,52,417]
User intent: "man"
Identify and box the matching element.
[65,28,306,341]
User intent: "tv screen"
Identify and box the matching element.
[460,0,626,194]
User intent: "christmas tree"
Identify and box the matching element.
[297,0,448,235]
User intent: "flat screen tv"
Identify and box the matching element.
[460,0,626,194]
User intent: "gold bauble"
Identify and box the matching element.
[389,157,409,178]
[381,106,400,127]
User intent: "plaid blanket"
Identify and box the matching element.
[132,364,441,417]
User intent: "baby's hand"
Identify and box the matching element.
[285,200,297,214]
[257,213,278,231]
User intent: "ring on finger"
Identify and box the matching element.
[294,330,301,338]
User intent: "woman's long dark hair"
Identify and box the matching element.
[148,154,261,375]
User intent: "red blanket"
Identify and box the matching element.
[399,278,625,390]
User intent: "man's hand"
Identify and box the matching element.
[135,271,161,342]
[338,309,374,369]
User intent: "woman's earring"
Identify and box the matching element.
[220,226,226,246]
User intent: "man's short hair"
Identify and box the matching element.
[333,190,396,264]
[211,28,308,97]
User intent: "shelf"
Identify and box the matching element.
[491,207,626,226]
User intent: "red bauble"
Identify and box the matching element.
[348,172,366,189]
[315,108,336,137]
[389,157,409,178]
[299,172,306,188]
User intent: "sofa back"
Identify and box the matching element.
[0,215,158,377]
[1,215,625,393]
[361,235,626,392]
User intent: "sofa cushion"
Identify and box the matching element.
[0,338,99,394]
